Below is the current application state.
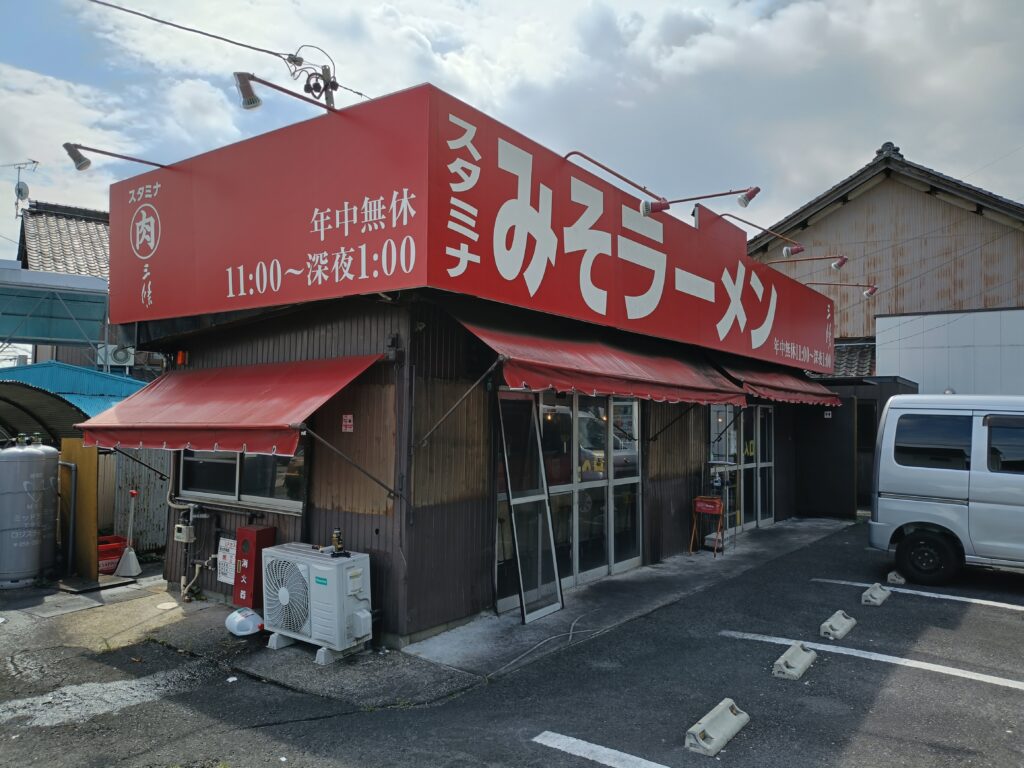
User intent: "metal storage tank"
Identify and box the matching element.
[0,442,45,588]
[35,441,60,574]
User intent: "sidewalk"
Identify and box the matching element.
[1,517,850,709]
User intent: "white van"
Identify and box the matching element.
[869,394,1024,584]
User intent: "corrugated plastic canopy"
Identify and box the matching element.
[713,356,841,406]
[0,381,90,443]
[463,322,746,406]
[76,355,382,455]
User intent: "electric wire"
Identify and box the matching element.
[85,0,371,100]
[0,233,19,245]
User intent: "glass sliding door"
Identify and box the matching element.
[498,393,562,622]
[610,398,642,572]
[757,406,774,526]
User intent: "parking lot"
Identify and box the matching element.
[2,521,1023,767]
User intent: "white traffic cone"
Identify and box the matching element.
[115,489,142,578]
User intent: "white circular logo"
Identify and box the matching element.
[130,203,161,260]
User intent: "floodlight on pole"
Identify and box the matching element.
[639,186,761,217]
[720,212,804,256]
[232,72,340,113]
[63,143,165,171]
[763,254,848,271]
[806,281,879,298]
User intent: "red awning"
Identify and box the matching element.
[463,322,746,405]
[76,355,382,455]
[713,357,841,406]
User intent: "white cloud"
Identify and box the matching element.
[12,0,1022,256]
[161,78,240,147]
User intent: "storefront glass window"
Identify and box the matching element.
[710,405,738,464]
[612,399,640,479]
[241,448,305,504]
[578,396,608,482]
[613,484,640,563]
[540,391,573,487]
[549,492,574,580]
[579,486,608,572]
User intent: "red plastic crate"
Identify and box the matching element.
[97,535,128,575]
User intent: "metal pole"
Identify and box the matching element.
[417,356,502,448]
[294,423,406,501]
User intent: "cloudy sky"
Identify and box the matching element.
[1,0,1022,262]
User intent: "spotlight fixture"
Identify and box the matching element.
[806,281,879,298]
[63,143,91,171]
[62,143,165,170]
[233,72,262,110]
[639,186,761,217]
[232,72,339,113]
[720,213,803,257]
[763,254,848,270]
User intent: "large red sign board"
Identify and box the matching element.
[110,84,833,372]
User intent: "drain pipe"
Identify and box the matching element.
[182,554,216,602]
[59,461,78,577]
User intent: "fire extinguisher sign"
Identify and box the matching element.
[217,538,236,585]
[342,414,354,433]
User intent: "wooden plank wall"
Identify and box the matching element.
[96,453,116,531]
[114,448,171,553]
[753,178,1024,339]
[642,402,708,562]
[163,298,409,616]
[405,304,496,637]
[59,438,98,579]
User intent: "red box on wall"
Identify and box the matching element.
[232,526,276,608]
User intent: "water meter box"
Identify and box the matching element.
[232,526,276,608]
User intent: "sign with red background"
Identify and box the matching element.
[109,84,832,372]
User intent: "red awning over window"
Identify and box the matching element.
[463,322,746,405]
[76,355,382,455]
[713,357,841,406]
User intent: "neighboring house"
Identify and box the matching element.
[748,142,1024,504]
[17,200,162,378]
[748,141,1024,393]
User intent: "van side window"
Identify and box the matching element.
[985,415,1024,474]
[893,414,972,471]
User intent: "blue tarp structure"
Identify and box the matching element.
[0,361,144,442]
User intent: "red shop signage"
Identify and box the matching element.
[109,84,833,372]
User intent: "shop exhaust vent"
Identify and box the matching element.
[263,543,373,665]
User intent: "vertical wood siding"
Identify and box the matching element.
[96,453,116,531]
[754,178,1024,339]
[164,298,410,636]
[405,304,496,636]
[643,402,708,562]
[113,448,170,553]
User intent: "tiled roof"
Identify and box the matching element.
[18,201,109,279]
[748,142,1024,255]
[808,340,875,379]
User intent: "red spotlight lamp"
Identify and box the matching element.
[806,281,879,298]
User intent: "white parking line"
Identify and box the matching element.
[811,578,1024,612]
[533,731,670,768]
[720,630,1024,692]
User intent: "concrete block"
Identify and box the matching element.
[887,570,906,585]
[772,642,817,680]
[861,583,892,606]
[820,610,857,640]
[685,698,750,757]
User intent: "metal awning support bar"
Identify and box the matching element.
[646,403,697,443]
[294,422,405,502]
[111,446,169,481]
[417,355,503,448]
[53,292,100,366]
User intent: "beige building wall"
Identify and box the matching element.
[752,177,1024,339]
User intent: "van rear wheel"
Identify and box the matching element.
[896,531,962,585]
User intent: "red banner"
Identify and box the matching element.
[109,84,833,372]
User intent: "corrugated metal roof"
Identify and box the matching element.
[17,200,109,279]
[0,361,144,415]
[0,381,89,442]
[748,142,1024,254]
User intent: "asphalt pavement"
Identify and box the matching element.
[2,520,1023,767]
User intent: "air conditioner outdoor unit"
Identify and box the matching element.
[262,542,373,665]
[96,344,135,367]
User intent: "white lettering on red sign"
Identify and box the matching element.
[445,114,483,277]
